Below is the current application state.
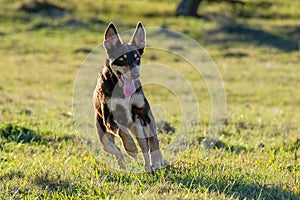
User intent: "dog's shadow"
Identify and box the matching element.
[94,163,298,199]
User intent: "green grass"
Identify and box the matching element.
[0,0,300,199]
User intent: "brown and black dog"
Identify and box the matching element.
[93,22,164,171]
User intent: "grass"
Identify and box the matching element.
[0,0,300,199]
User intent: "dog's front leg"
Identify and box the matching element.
[129,118,151,171]
[117,124,138,159]
[145,112,164,170]
[104,111,138,160]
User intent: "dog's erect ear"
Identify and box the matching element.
[130,22,146,54]
[104,23,122,49]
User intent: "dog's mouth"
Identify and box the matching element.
[116,70,123,80]
[116,70,137,97]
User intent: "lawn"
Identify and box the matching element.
[0,0,299,199]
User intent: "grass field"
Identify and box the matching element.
[0,0,299,199]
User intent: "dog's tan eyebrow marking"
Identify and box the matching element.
[123,54,127,59]
[119,57,124,61]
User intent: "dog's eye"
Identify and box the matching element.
[118,55,127,62]
[134,53,140,61]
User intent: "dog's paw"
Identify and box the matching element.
[150,150,164,170]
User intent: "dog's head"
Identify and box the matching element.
[103,22,145,82]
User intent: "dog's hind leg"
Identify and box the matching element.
[101,133,126,169]
[96,117,126,169]
[118,124,138,159]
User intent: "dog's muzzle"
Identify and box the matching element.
[111,65,140,81]
[130,67,140,80]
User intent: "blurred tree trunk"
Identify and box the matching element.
[176,0,245,17]
[176,0,202,16]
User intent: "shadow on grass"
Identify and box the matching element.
[16,0,107,32]
[0,123,41,143]
[205,13,299,52]
[33,172,80,194]
[92,162,299,199]
[18,0,68,18]
[169,171,298,199]
[0,170,25,181]
[161,165,299,199]
[0,123,75,145]
[197,136,252,154]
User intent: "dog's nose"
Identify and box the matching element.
[130,68,140,80]
[131,72,139,80]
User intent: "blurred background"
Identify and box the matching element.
[1,0,299,119]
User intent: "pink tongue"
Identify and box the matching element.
[123,78,136,97]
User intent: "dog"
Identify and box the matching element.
[93,22,164,171]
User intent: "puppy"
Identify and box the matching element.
[93,22,164,171]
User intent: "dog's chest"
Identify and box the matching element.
[106,93,145,123]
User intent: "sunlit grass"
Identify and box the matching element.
[0,0,299,199]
